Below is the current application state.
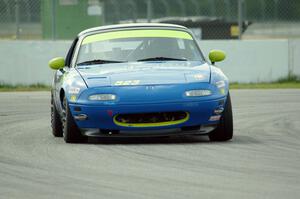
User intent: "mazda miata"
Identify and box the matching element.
[49,23,233,143]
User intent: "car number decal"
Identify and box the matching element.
[114,80,140,86]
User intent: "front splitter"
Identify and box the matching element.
[80,124,217,138]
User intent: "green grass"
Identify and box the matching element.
[230,82,300,89]
[0,83,51,92]
[230,75,300,89]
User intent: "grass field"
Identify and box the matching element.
[231,75,300,89]
[0,83,50,92]
[230,82,300,89]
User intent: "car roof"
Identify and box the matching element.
[78,23,188,37]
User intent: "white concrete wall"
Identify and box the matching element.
[200,40,290,82]
[0,39,299,85]
[0,40,71,85]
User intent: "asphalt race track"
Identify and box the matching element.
[0,90,300,199]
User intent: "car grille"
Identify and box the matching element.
[113,111,189,127]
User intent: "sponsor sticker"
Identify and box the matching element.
[219,88,226,95]
[68,87,80,94]
[70,95,77,102]
[194,74,205,80]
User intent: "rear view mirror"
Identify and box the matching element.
[209,50,226,64]
[49,57,65,70]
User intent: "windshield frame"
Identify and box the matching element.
[71,27,206,68]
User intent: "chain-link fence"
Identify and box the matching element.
[0,0,300,40]
[0,0,40,39]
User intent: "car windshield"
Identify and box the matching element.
[76,29,204,66]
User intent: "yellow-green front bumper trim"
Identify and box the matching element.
[113,112,190,128]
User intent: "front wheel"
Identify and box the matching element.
[51,95,63,137]
[209,92,233,141]
[62,97,86,143]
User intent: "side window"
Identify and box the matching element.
[65,38,78,67]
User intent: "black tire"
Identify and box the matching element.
[62,97,85,143]
[51,95,63,137]
[209,92,233,141]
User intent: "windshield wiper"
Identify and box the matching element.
[137,57,187,62]
[77,59,125,66]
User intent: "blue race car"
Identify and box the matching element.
[49,23,233,143]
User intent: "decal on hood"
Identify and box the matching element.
[114,80,140,86]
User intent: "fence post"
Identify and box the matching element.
[160,0,171,16]
[238,0,243,39]
[176,0,186,16]
[224,0,231,21]
[210,0,216,17]
[110,0,120,23]
[127,0,137,22]
[190,0,200,15]
[51,0,56,40]
[101,1,106,25]
[15,0,20,39]
[147,0,152,22]
[274,0,279,21]
[261,0,266,21]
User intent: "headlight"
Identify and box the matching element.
[185,90,212,97]
[88,94,117,101]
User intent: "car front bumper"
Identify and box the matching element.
[69,96,226,137]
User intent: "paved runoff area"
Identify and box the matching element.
[0,90,300,199]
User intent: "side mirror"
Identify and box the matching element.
[209,50,226,64]
[49,57,65,70]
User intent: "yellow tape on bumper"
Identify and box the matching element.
[113,112,190,128]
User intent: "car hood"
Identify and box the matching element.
[76,61,211,88]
